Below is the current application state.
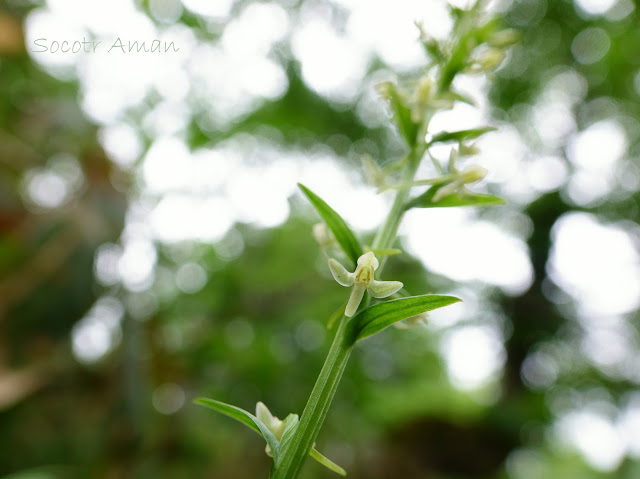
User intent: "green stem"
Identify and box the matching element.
[271,145,426,479]
[372,146,424,256]
[270,315,354,479]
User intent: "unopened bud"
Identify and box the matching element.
[477,48,506,71]
[375,81,394,101]
[488,29,521,48]
[459,143,480,157]
[313,223,336,249]
[394,311,429,330]
[361,155,386,187]
[460,165,488,184]
[411,75,434,123]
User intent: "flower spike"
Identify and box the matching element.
[329,251,403,317]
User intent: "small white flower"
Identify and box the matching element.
[256,401,285,456]
[393,311,429,330]
[328,251,403,317]
[432,164,487,202]
[313,223,337,249]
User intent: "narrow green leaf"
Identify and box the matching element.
[366,247,402,257]
[194,398,280,461]
[442,90,476,106]
[422,38,445,64]
[310,448,347,476]
[351,295,461,342]
[298,183,363,266]
[406,185,505,210]
[428,127,496,145]
[424,192,504,208]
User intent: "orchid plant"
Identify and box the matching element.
[195,3,517,477]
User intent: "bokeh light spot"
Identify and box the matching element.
[571,27,610,65]
[152,383,186,414]
[175,262,208,294]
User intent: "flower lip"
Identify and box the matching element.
[328,251,403,317]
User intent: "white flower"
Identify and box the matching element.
[393,311,429,330]
[328,251,403,317]
[312,223,337,249]
[256,401,285,456]
[432,164,488,202]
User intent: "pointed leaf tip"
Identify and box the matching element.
[406,186,505,210]
[350,295,461,342]
[194,397,280,462]
[310,448,347,476]
[298,183,363,266]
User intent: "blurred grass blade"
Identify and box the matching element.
[351,295,461,342]
[428,127,496,145]
[406,185,504,209]
[298,183,363,266]
[194,398,280,461]
[309,448,347,476]
[366,247,402,257]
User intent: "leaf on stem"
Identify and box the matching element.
[298,183,363,267]
[405,184,505,209]
[194,398,281,462]
[365,247,402,257]
[350,295,461,342]
[428,127,496,146]
[274,412,347,476]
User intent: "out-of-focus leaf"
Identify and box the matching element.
[428,127,496,145]
[194,398,280,462]
[350,295,461,342]
[406,185,505,209]
[440,90,476,106]
[298,183,363,266]
[366,247,402,257]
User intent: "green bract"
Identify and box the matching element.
[298,183,363,267]
[349,295,462,342]
[406,183,505,209]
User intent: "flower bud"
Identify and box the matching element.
[488,29,521,48]
[460,165,488,184]
[476,48,506,71]
[313,223,337,249]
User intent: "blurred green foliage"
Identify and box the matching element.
[1,0,639,478]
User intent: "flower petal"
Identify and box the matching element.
[328,258,355,287]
